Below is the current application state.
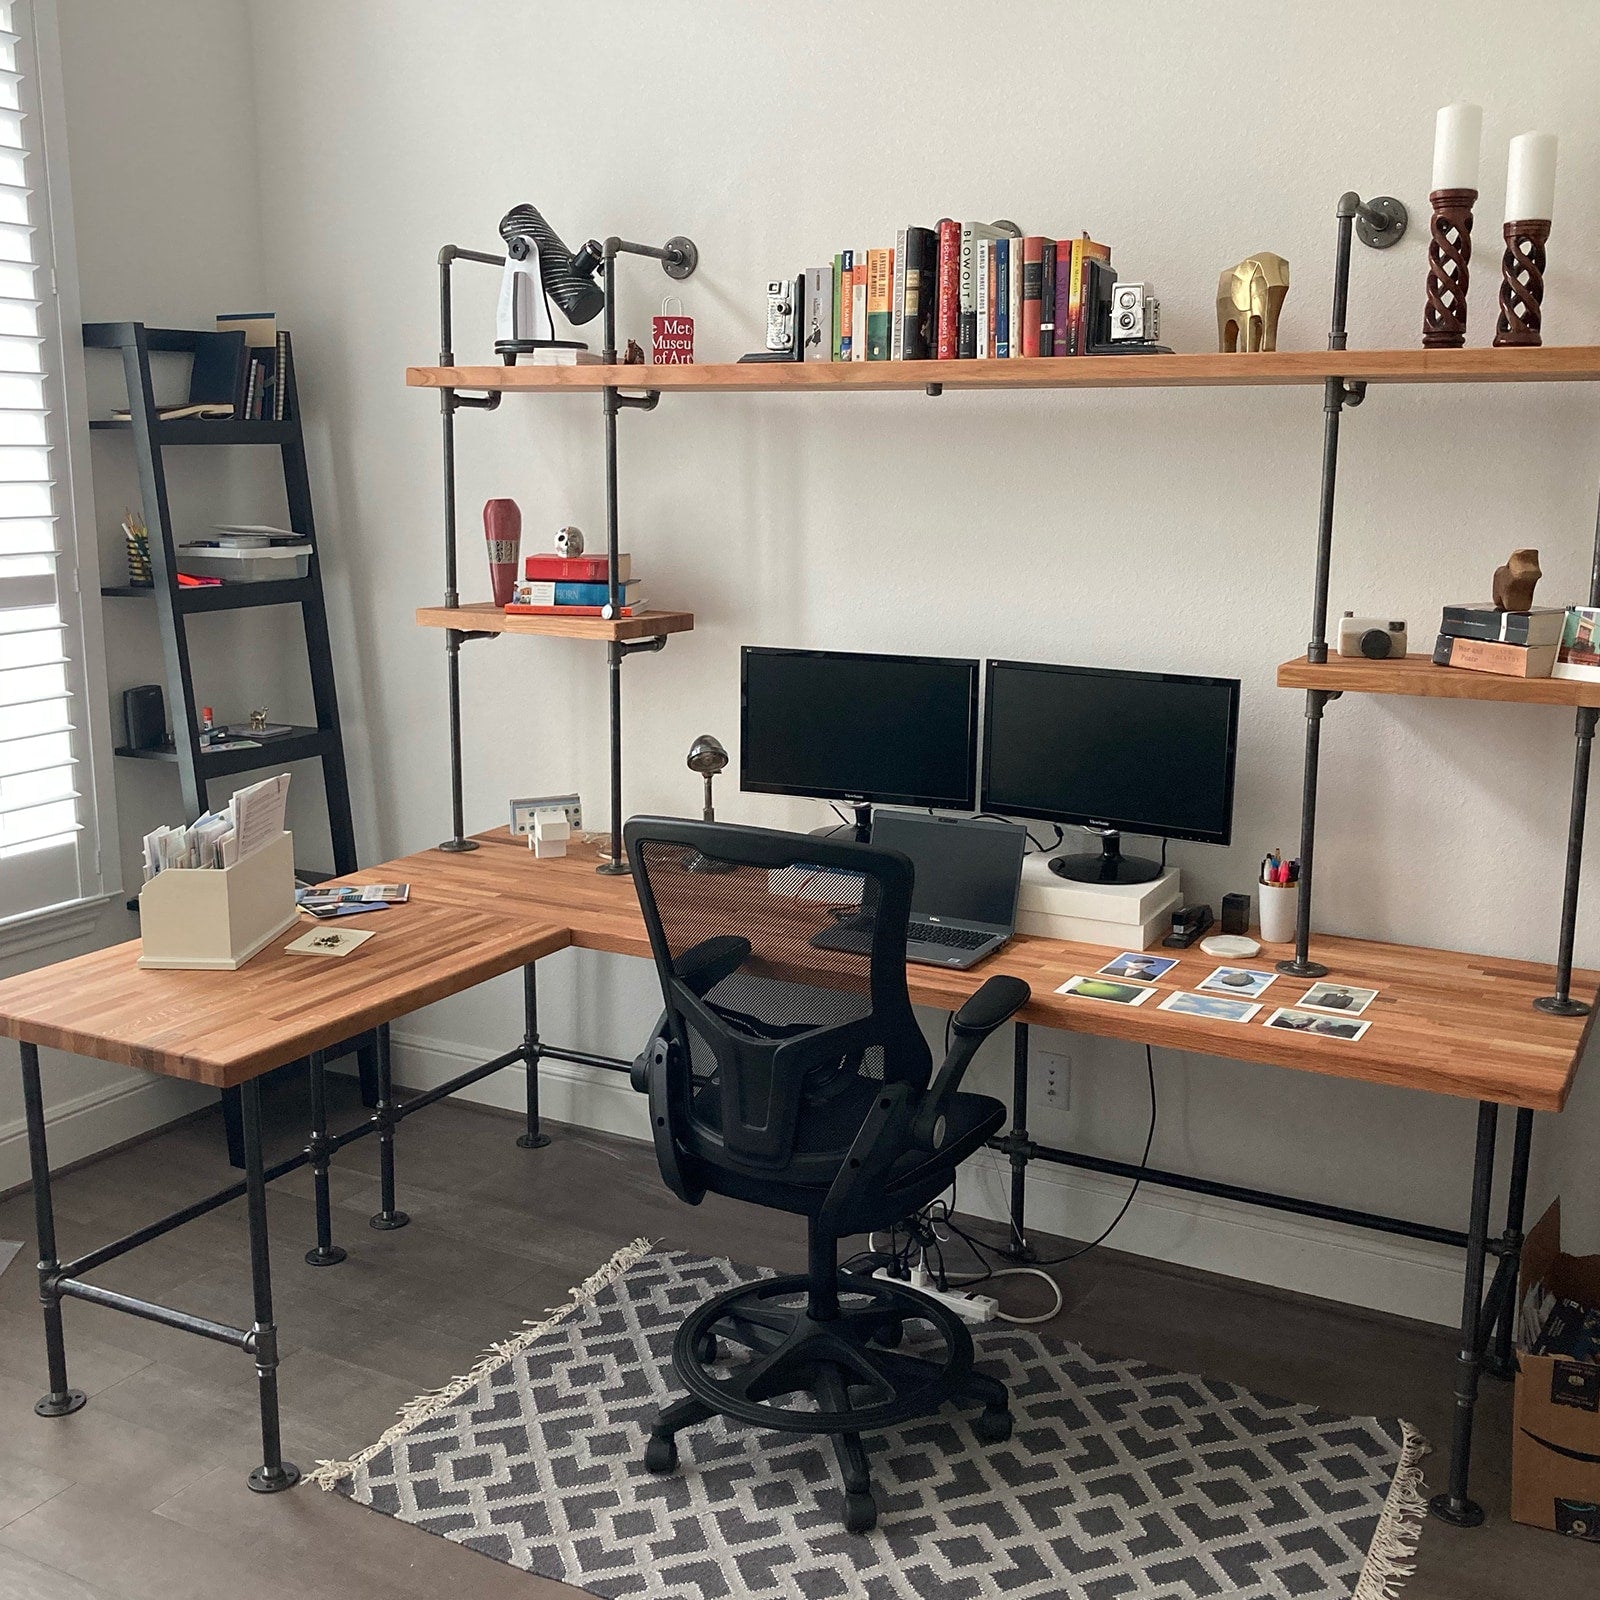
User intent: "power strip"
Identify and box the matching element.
[872,1267,997,1324]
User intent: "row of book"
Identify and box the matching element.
[1433,603,1600,682]
[804,225,1111,364]
[506,550,646,618]
[220,312,294,422]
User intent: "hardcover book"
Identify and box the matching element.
[1039,240,1057,356]
[1020,237,1044,358]
[935,219,961,360]
[994,236,1010,357]
[837,249,853,360]
[524,553,632,582]
[1439,603,1566,647]
[830,254,843,360]
[865,247,893,360]
[1008,236,1022,360]
[1432,633,1558,678]
[803,266,832,362]
[901,226,938,360]
[851,261,868,362]
[514,579,642,608]
[890,229,908,361]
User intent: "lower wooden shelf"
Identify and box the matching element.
[1278,652,1600,708]
[415,600,694,642]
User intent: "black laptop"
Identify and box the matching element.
[812,811,1027,969]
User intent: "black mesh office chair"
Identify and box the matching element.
[624,816,1030,1533]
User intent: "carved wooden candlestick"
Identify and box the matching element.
[1422,188,1475,348]
[1494,219,1551,347]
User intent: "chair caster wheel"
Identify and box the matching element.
[974,1405,1013,1444]
[692,1330,718,1365]
[871,1316,903,1349]
[644,1433,678,1475]
[844,1490,878,1534]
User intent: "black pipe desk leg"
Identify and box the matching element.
[1536,707,1596,1014]
[369,1023,410,1231]
[303,1050,347,1267]
[1486,1107,1535,1380]
[1430,1101,1499,1528]
[1002,1023,1036,1262]
[20,1042,85,1418]
[242,1078,299,1492]
[517,962,551,1149]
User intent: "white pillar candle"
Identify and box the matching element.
[1506,132,1558,222]
[1432,103,1482,191]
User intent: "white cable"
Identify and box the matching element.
[946,1265,1064,1326]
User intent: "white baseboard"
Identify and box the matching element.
[386,1029,1463,1327]
[0,1072,212,1195]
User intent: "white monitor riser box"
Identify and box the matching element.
[1015,856,1181,949]
[136,831,297,969]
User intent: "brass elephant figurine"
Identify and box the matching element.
[1217,253,1290,352]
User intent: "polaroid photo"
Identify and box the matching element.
[1157,990,1260,1024]
[1197,965,1278,1000]
[285,927,375,958]
[1096,952,1179,983]
[1057,975,1157,1007]
[1296,981,1378,1017]
[1263,1006,1370,1042]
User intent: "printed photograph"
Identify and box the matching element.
[1057,975,1156,1007]
[1554,606,1600,683]
[1097,952,1179,983]
[1196,965,1277,1000]
[1157,991,1260,1023]
[1297,982,1378,1017]
[1263,1007,1370,1041]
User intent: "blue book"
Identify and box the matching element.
[995,237,1010,357]
[517,579,640,606]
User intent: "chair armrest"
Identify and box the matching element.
[672,934,751,997]
[911,975,1030,1151]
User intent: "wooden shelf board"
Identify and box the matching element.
[407,347,1600,395]
[415,600,695,641]
[1277,653,1600,707]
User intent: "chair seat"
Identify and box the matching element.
[688,1079,1006,1229]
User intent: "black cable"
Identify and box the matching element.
[975,812,1061,855]
[1160,838,1167,872]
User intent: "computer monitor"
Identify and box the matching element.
[981,659,1240,884]
[740,647,979,838]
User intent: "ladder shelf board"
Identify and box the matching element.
[1278,653,1600,707]
[415,600,695,642]
[407,347,1600,395]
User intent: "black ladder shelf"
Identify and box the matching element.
[84,322,374,1159]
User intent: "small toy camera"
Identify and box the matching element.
[1337,614,1408,659]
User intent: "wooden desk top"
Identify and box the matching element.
[3,830,1593,1110]
[0,892,568,1088]
[374,833,1599,1113]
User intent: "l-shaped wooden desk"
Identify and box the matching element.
[1,830,1592,1524]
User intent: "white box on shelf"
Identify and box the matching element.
[136,831,297,969]
[1017,855,1180,924]
[1016,894,1180,951]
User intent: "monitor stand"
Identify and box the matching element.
[810,801,873,844]
[1049,829,1162,885]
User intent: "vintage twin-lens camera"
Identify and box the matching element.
[1338,613,1408,659]
[766,279,797,352]
[1109,281,1160,343]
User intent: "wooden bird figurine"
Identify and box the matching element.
[1492,548,1542,611]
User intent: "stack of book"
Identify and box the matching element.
[217,312,294,421]
[1431,603,1565,679]
[506,549,645,618]
[803,225,1112,364]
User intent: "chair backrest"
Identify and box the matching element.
[625,816,931,1180]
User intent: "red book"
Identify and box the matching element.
[935,219,960,360]
[1019,237,1044,358]
[523,552,631,582]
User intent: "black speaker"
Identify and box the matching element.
[123,684,167,751]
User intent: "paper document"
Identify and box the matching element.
[230,772,291,860]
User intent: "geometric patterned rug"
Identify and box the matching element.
[315,1242,1428,1600]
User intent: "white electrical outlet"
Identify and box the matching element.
[1040,1053,1070,1111]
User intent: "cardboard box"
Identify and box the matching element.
[1512,1199,1600,1541]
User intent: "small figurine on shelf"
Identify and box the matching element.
[484,498,522,608]
[622,339,646,365]
[1492,548,1542,612]
[554,525,584,558]
[248,707,270,734]
[1217,253,1290,353]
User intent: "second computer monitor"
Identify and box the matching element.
[981,658,1240,884]
[740,647,979,833]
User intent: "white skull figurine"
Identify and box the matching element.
[555,525,584,558]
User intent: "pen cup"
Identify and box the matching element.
[1257,881,1298,945]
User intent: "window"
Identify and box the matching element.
[0,0,112,936]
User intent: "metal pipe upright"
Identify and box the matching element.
[597,248,630,876]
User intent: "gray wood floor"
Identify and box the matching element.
[0,1074,1588,1599]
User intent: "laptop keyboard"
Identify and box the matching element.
[909,921,994,951]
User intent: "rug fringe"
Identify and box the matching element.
[1352,1420,1431,1600]
[309,1235,654,1490]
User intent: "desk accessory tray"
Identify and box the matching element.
[136,830,297,969]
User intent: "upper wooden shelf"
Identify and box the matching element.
[406,347,1600,395]
[1278,652,1600,708]
[416,600,694,642]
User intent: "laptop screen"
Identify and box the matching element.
[869,812,1026,928]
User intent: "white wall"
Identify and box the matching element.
[25,1,1600,1322]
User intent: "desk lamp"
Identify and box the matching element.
[685,734,733,872]
[495,204,606,362]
